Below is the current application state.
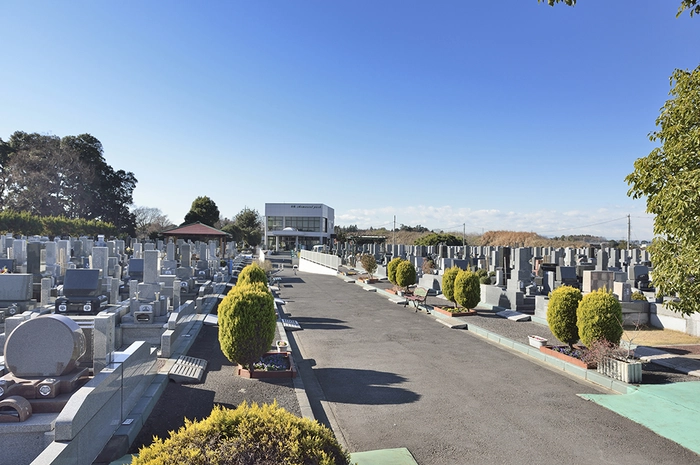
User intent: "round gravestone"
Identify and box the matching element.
[4,314,86,377]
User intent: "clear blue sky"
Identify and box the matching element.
[2,1,698,241]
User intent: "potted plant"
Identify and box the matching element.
[276,340,289,353]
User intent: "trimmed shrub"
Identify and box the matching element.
[480,275,492,285]
[631,291,647,301]
[133,402,351,465]
[454,269,481,309]
[237,263,269,287]
[218,282,276,370]
[395,260,417,292]
[387,257,403,284]
[577,288,623,347]
[547,286,582,347]
[441,266,461,304]
[360,254,377,278]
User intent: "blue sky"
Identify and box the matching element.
[1,1,698,241]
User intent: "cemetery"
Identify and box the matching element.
[0,232,245,464]
[310,239,699,337]
[0,227,698,464]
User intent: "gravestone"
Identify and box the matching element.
[91,247,109,278]
[4,314,85,377]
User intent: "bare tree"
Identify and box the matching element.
[132,206,172,239]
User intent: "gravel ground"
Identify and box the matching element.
[128,323,301,455]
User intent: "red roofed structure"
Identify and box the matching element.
[162,222,232,254]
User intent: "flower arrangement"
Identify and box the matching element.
[253,353,290,371]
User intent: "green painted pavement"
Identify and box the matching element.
[579,382,700,455]
[351,447,419,465]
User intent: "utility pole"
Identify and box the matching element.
[393,215,396,249]
[463,223,466,257]
[627,214,631,251]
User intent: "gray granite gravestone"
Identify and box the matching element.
[4,314,85,377]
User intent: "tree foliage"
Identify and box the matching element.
[0,132,136,235]
[626,65,700,315]
[453,269,481,310]
[547,286,582,347]
[184,196,220,227]
[576,288,623,347]
[133,402,351,465]
[414,232,462,247]
[237,263,269,287]
[223,207,262,247]
[0,211,116,237]
[395,260,416,292]
[132,206,172,239]
[441,266,461,304]
[218,282,276,370]
[387,256,403,285]
[538,0,700,18]
[360,254,377,279]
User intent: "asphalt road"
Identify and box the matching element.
[280,270,699,465]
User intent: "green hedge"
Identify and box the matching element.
[0,211,117,237]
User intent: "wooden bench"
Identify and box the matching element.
[404,287,432,313]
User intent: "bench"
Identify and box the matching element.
[404,287,432,313]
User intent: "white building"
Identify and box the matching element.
[264,203,334,251]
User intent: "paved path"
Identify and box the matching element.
[280,270,699,465]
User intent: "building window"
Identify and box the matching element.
[286,216,321,232]
[267,216,284,231]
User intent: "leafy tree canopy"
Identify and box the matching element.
[626,65,700,315]
[184,196,220,227]
[1,131,136,235]
[223,207,262,247]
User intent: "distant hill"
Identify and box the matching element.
[348,228,596,248]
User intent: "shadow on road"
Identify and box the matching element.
[293,316,351,330]
[314,367,420,405]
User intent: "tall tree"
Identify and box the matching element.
[184,196,220,226]
[626,65,700,315]
[222,207,262,247]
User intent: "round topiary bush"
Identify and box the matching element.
[454,269,481,309]
[237,262,269,287]
[577,288,623,347]
[395,260,417,292]
[387,257,403,285]
[480,275,492,285]
[441,266,461,304]
[547,285,582,347]
[133,402,351,465]
[218,282,276,370]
